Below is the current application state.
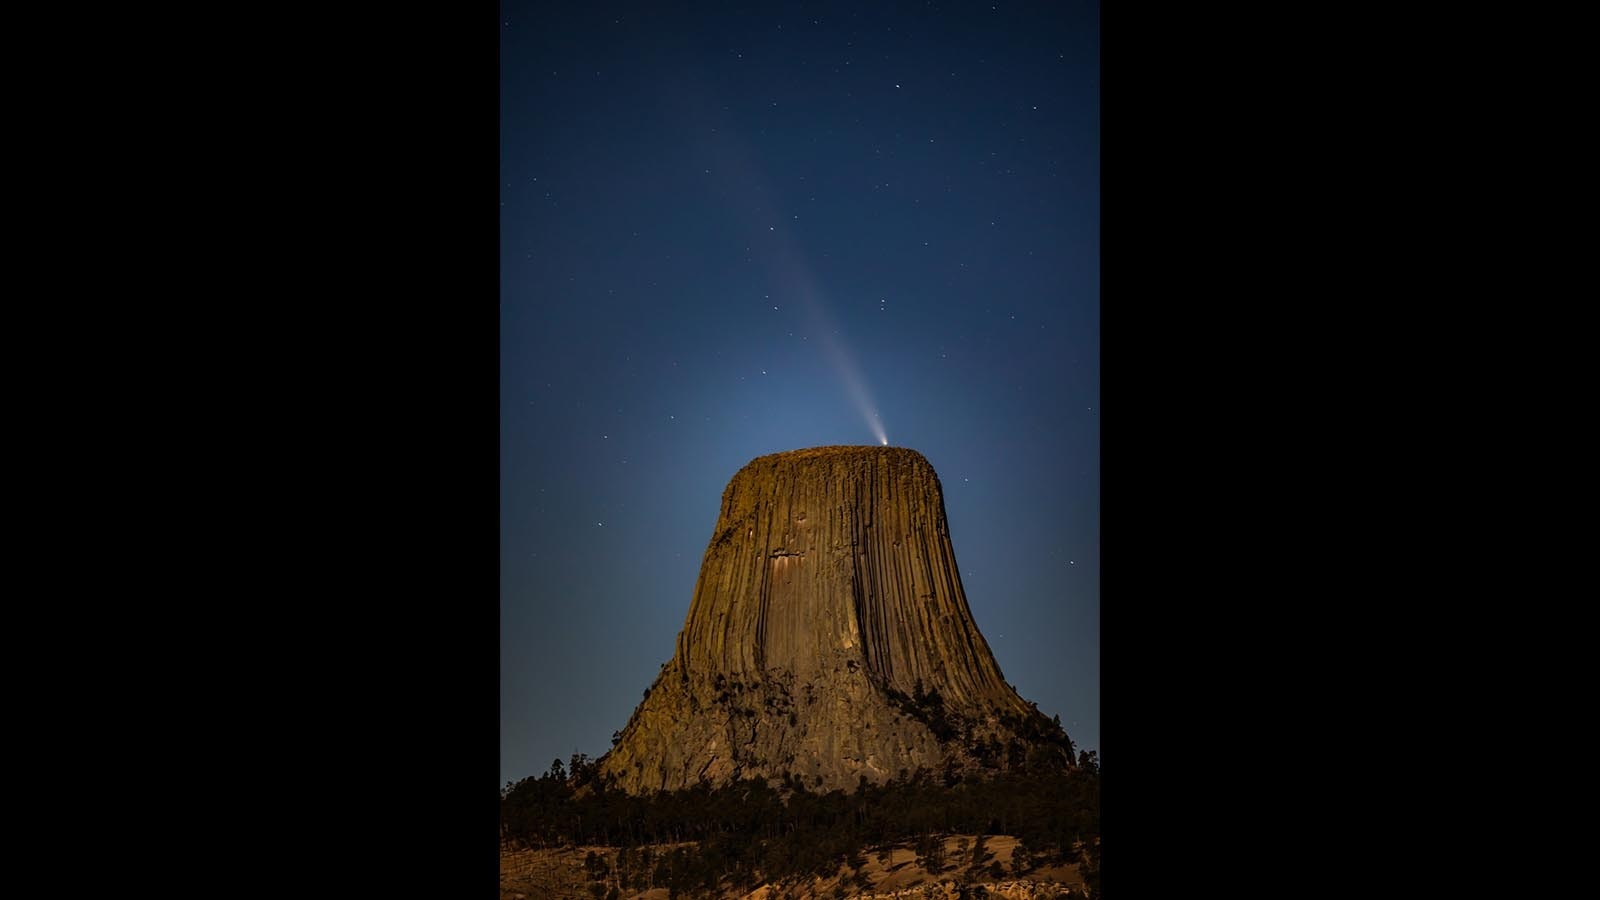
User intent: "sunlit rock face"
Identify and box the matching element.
[597,446,1072,794]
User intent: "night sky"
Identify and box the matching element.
[500,1,1098,787]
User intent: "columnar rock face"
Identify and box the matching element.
[597,446,1072,794]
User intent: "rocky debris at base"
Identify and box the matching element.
[848,881,1081,899]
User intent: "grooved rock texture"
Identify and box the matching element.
[597,446,1070,794]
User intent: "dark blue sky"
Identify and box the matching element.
[500,0,1098,786]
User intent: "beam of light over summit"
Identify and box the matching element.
[675,82,890,447]
[749,185,888,447]
[801,283,889,446]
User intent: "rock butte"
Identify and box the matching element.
[597,445,1073,794]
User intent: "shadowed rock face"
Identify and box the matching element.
[598,446,1069,794]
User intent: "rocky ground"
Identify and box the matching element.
[500,834,1086,900]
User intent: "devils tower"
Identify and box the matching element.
[597,445,1073,794]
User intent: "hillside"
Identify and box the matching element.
[500,833,1092,899]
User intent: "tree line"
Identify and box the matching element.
[502,750,1100,899]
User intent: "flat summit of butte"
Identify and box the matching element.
[597,445,1076,794]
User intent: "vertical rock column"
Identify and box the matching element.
[601,445,1046,794]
